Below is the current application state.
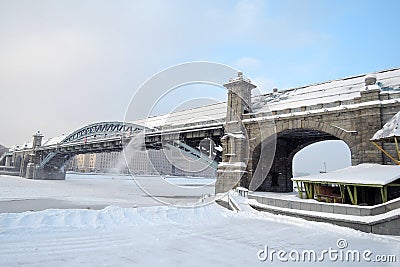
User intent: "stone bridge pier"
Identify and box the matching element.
[24,132,67,180]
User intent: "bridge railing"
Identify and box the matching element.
[164,140,218,169]
[145,122,223,137]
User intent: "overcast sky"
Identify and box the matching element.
[1,0,399,173]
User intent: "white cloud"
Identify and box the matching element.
[233,57,262,71]
[251,75,276,93]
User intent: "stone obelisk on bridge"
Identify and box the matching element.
[215,72,256,193]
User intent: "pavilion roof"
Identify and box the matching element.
[292,164,400,186]
[371,111,400,142]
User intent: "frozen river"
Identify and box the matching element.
[0,173,216,212]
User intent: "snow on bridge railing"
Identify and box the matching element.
[252,67,400,113]
[147,121,224,137]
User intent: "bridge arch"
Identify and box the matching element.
[60,121,147,144]
[292,140,351,174]
[251,120,357,192]
[274,120,357,149]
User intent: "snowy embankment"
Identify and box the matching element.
[0,204,225,234]
[0,174,399,266]
[1,202,399,266]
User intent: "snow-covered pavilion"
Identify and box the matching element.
[292,111,400,206]
[292,164,400,205]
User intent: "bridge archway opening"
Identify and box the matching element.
[19,155,30,177]
[14,156,22,171]
[293,140,351,176]
[253,128,352,192]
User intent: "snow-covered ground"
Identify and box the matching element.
[0,173,399,266]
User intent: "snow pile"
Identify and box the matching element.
[0,204,229,233]
[371,111,400,141]
[292,163,400,185]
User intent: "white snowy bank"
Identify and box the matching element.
[0,203,399,267]
[0,174,399,266]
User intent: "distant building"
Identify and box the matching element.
[65,149,216,177]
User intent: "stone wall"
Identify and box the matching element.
[248,194,400,235]
[239,89,400,193]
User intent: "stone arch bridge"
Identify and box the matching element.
[1,68,400,194]
[215,68,400,193]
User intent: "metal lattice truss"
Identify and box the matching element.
[60,121,147,144]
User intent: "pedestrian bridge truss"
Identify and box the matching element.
[1,118,223,179]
